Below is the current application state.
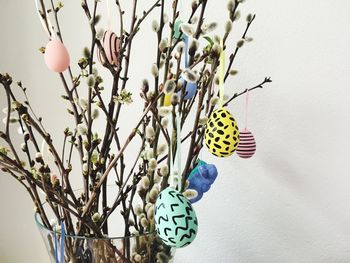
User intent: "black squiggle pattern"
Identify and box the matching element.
[155,188,198,248]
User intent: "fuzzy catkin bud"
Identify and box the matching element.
[158,106,172,117]
[87,75,95,87]
[230,69,239,75]
[191,0,198,10]
[149,158,158,171]
[147,206,155,220]
[163,13,169,24]
[157,144,167,155]
[227,0,236,11]
[141,176,150,190]
[92,212,101,223]
[225,20,233,33]
[160,164,169,176]
[199,116,208,125]
[234,10,241,21]
[180,23,195,37]
[142,79,149,93]
[140,217,149,228]
[164,79,176,94]
[149,187,159,203]
[247,13,253,22]
[151,64,159,77]
[92,108,99,120]
[152,20,160,32]
[134,254,142,262]
[171,93,179,105]
[135,205,143,216]
[161,117,169,128]
[145,126,155,139]
[183,69,199,83]
[176,42,184,54]
[189,39,199,57]
[183,189,198,199]
[79,98,88,110]
[237,39,245,48]
[145,203,153,213]
[159,38,168,52]
[145,149,154,160]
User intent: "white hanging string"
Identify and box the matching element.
[34,0,55,39]
[176,113,182,191]
[107,0,112,30]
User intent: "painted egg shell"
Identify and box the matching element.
[164,94,172,106]
[205,108,240,157]
[178,77,197,100]
[44,39,70,73]
[187,160,218,203]
[97,30,121,68]
[155,187,198,248]
[236,128,256,159]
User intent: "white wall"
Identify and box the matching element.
[1,0,350,262]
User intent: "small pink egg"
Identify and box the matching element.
[44,39,70,73]
[97,30,121,68]
[236,128,256,159]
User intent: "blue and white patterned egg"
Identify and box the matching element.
[155,187,198,248]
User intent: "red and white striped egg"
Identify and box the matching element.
[236,129,256,159]
[97,30,121,68]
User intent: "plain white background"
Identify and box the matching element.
[1,0,350,262]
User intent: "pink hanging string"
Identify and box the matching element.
[244,89,250,132]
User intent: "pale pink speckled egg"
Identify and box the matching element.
[97,30,121,68]
[44,39,70,73]
[236,128,256,159]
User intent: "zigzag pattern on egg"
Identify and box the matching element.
[155,188,198,248]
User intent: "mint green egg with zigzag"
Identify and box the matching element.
[155,187,198,248]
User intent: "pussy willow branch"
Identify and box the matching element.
[224,14,256,81]
[78,92,163,234]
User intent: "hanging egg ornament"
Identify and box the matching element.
[178,77,197,100]
[97,30,121,68]
[205,108,240,157]
[236,128,256,159]
[44,38,70,73]
[164,94,172,106]
[155,187,198,248]
[187,160,218,204]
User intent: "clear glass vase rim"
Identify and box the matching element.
[34,184,156,240]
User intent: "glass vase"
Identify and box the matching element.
[35,213,175,263]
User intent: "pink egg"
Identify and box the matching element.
[236,128,256,159]
[44,39,70,73]
[97,30,121,68]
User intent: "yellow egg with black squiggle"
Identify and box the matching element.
[205,108,240,157]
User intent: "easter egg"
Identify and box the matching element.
[44,39,70,73]
[97,30,121,68]
[205,108,240,157]
[164,94,172,106]
[178,78,197,100]
[236,128,256,159]
[155,187,198,248]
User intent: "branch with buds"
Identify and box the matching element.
[0,0,271,261]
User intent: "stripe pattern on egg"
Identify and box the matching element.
[97,30,121,68]
[236,129,256,159]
